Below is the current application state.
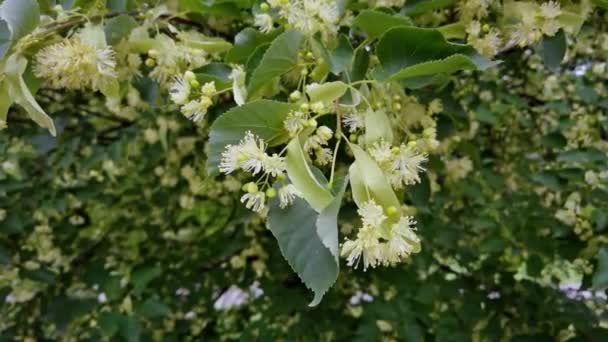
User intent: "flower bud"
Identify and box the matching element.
[266,188,277,198]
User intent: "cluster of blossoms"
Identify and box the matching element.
[369,141,427,190]
[508,1,565,47]
[467,21,502,57]
[219,132,300,213]
[257,0,348,42]
[341,200,420,270]
[34,25,117,92]
[144,31,210,85]
[169,71,216,122]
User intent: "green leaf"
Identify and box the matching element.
[376,27,496,81]
[207,100,297,175]
[247,30,304,96]
[353,10,412,39]
[0,19,10,59]
[0,80,11,124]
[104,15,138,45]
[328,34,353,75]
[349,144,400,213]
[120,316,140,342]
[593,0,608,9]
[592,248,608,290]
[542,30,566,71]
[0,0,40,41]
[437,22,466,40]
[3,55,56,135]
[225,28,281,64]
[317,176,349,263]
[131,265,161,295]
[285,138,334,213]
[403,0,457,15]
[178,31,232,54]
[194,63,233,90]
[98,312,123,338]
[557,149,607,163]
[407,172,431,208]
[364,109,393,145]
[267,176,348,306]
[306,81,348,104]
[351,47,370,82]
[135,299,171,319]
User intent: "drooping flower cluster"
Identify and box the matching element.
[145,33,209,85]
[265,0,343,42]
[508,1,564,47]
[219,132,300,212]
[369,141,427,189]
[169,71,216,122]
[34,26,117,92]
[341,200,420,270]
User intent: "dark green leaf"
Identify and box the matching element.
[225,28,281,64]
[329,34,353,75]
[135,299,171,319]
[557,149,607,163]
[541,30,566,71]
[376,27,496,81]
[131,265,161,295]
[267,176,348,306]
[247,30,304,96]
[592,248,608,290]
[403,0,457,15]
[353,10,412,39]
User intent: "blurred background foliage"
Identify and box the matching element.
[1,0,608,341]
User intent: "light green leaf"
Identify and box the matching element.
[267,176,348,306]
[437,22,466,40]
[353,10,412,39]
[592,247,608,290]
[4,55,56,136]
[0,81,11,125]
[306,81,348,104]
[225,27,281,64]
[349,144,400,215]
[542,30,566,71]
[247,30,304,96]
[178,31,232,54]
[0,0,40,41]
[207,100,297,175]
[376,27,496,81]
[285,138,334,213]
[364,109,393,145]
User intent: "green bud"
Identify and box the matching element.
[260,3,270,11]
[184,71,196,82]
[145,58,156,67]
[306,51,314,59]
[300,68,309,76]
[300,103,310,111]
[277,173,286,181]
[391,147,400,155]
[266,188,277,198]
[148,49,159,58]
[307,118,317,128]
[407,141,417,149]
[189,80,200,89]
[289,91,302,101]
[386,206,398,216]
[349,134,358,143]
[246,182,258,193]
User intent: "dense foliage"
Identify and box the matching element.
[1,0,608,340]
